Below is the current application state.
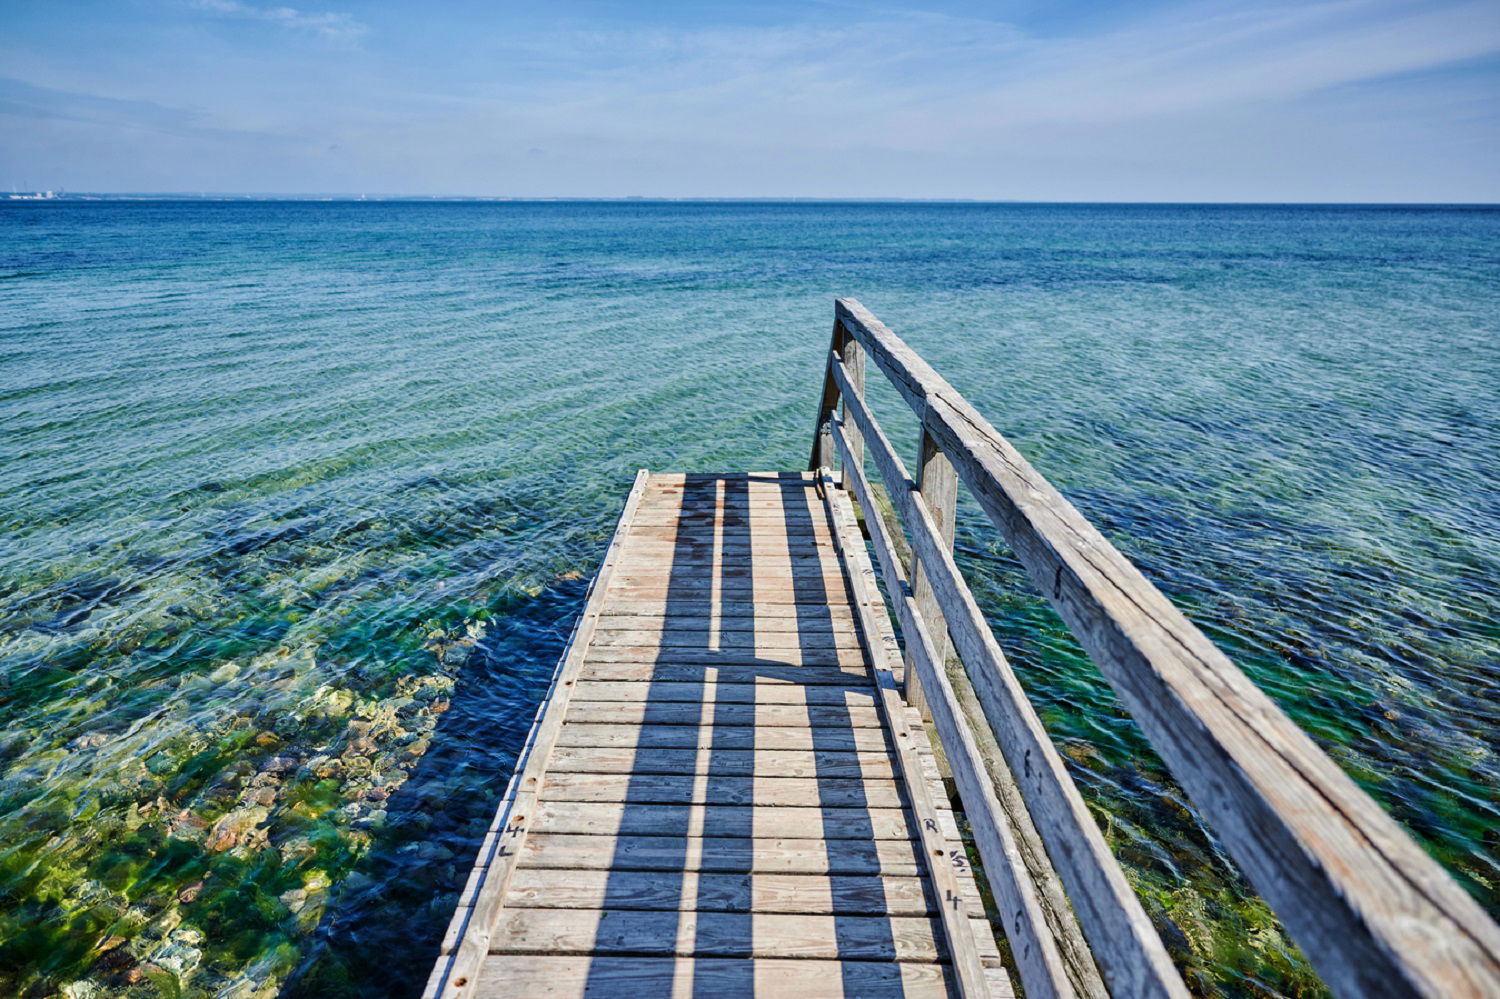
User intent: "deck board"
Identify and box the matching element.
[426,472,1013,999]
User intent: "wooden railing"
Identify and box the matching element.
[809,298,1500,999]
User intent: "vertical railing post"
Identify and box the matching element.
[906,424,958,720]
[808,319,844,473]
[840,335,865,488]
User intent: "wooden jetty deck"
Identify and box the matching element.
[427,300,1500,999]
[426,469,1011,998]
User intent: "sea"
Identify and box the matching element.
[1,200,1496,998]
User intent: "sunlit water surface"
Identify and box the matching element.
[1,202,1496,998]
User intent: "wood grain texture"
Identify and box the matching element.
[833,361,1187,998]
[907,427,957,722]
[520,832,927,875]
[476,955,958,998]
[552,722,892,751]
[489,907,949,961]
[503,867,955,914]
[540,771,908,808]
[545,745,898,779]
[569,680,878,705]
[836,296,1500,997]
[434,470,1011,999]
[530,800,918,839]
[577,661,871,685]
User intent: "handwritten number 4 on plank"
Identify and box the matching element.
[497,824,525,858]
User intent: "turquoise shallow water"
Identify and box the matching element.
[1,201,1496,997]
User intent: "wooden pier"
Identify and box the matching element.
[427,300,1500,998]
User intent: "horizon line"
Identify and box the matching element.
[5,193,1499,207]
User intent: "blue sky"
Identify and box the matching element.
[1,0,1496,199]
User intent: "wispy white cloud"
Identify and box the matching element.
[190,0,366,41]
[476,0,1500,145]
[4,0,1496,197]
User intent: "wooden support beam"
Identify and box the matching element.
[808,320,844,473]
[906,426,957,722]
[840,333,866,489]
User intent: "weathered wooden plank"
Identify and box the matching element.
[637,492,824,508]
[622,531,831,546]
[647,471,816,485]
[579,662,871,686]
[810,317,845,473]
[632,495,829,511]
[605,589,849,609]
[909,717,1020,999]
[521,832,927,876]
[833,365,1185,999]
[570,680,877,705]
[610,571,849,590]
[553,723,892,752]
[609,562,846,580]
[583,646,867,668]
[540,772,907,808]
[585,627,864,651]
[608,573,851,593]
[636,502,826,513]
[475,955,958,999]
[531,800,917,840]
[631,523,828,538]
[645,480,819,494]
[626,534,832,547]
[598,598,854,621]
[623,522,829,538]
[644,483,821,497]
[906,426,956,722]
[546,746,897,780]
[632,510,828,528]
[591,625,860,647]
[838,296,1500,998]
[561,700,884,728]
[504,867,950,915]
[614,552,839,570]
[615,541,836,559]
[594,614,853,633]
[489,907,949,961]
[425,470,654,999]
[840,323,867,489]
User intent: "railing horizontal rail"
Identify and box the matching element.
[816,465,996,999]
[828,357,1186,999]
[831,414,1090,999]
[816,297,1500,998]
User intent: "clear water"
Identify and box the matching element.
[1,201,1495,998]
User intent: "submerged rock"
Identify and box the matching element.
[205,805,270,852]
